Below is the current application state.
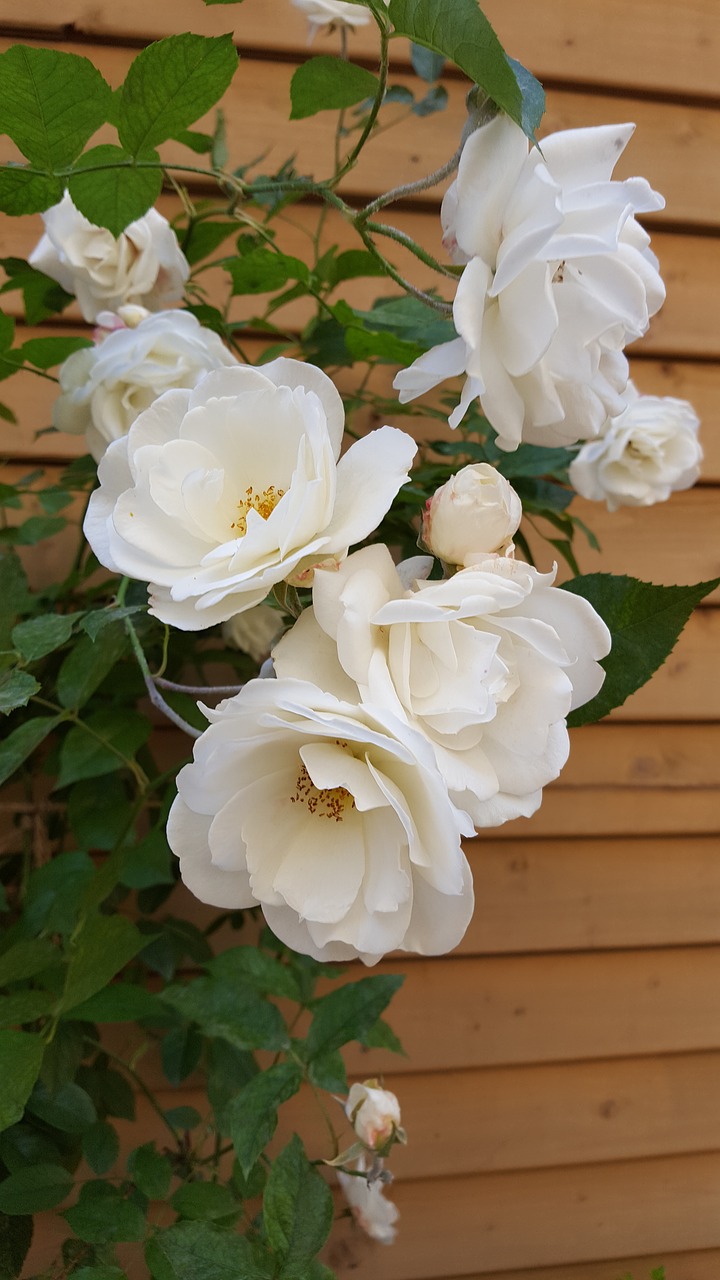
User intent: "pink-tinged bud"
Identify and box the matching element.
[345,1081,403,1154]
[422,463,522,567]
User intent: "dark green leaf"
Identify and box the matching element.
[497,444,574,480]
[80,604,144,642]
[0,1162,73,1215]
[0,46,111,166]
[361,1015,406,1056]
[562,573,720,726]
[56,623,128,709]
[228,1062,303,1178]
[11,613,75,662]
[0,938,59,987]
[0,257,73,324]
[39,1022,86,1093]
[207,947,303,1002]
[290,57,379,120]
[73,1269,128,1280]
[410,42,445,82]
[66,984,162,1024]
[161,1025,203,1085]
[0,715,61,788]
[26,1080,97,1134]
[82,1120,120,1175]
[0,991,55,1028]
[0,670,40,715]
[182,220,239,265]
[325,249,386,288]
[227,249,307,295]
[307,1049,347,1094]
[67,776,132,851]
[121,826,175,889]
[24,850,94,938]
[64,1180,146,1243]
[162,977,289,1052]
[59,915,147,1015]
[128,1143,173,1200]
[0,513,66,545]
[206,1039,258,1134]
[352,294,455,346]
[173,128,214,154]
[0,312,13,351]
[305,974,404,1061]
[76,1065,135,1122]
[12,335,92,369]
[0,1212,32,1279]
[164,1105,202,1131]
[69,145,164,237]
[56,707,151,788]
[118,34,238,156]
[0,1031,44,1132]
[146,1220,268,1280]
[37,487,74,515]
[345,325,422,365]
[171,1182,238,1222]
[387,0,544,140]
[263,1135,333,1273]
[0,1123,64,1173]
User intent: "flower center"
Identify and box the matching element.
[291,753,355,823]
[231,484,285,534]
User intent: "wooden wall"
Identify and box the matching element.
[1,1,719,1276]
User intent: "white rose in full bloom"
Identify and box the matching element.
[345,1082,403,1152]
[222,603,283,663]
[337,1157,399,1245]
[422,463,522,564]
[292,0,372,35]
[53,309,237,461]
[569,383,702,511]
[274,544,611,828]
[394,115,665,451]
[83,359,417,630]
[166,677,474,964]
[29,193,189,323]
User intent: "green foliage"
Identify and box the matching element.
[0,1162,74,1214]
[0,45,112,168]
[563,574,720,725]
[263,1135,334,1275]
[228,1062,303,1177]
[118,34,238,156]
[290,57,380,120]
[0,1032,45,1133]
[68,144,164,237]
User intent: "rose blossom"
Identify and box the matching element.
[292,0,372,36]
[83,359,417,630]
[53,308,237,461]
[569,383,702,511]
[422,463,522,565]
[274,544,611,827]
[394,114,665,451]
[29,193,189,323]
[166,677,474,964]
[345,1081,403,1153]
[337,1157,399,1245]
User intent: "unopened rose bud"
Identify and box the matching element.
[345,1081,403,1154]
[422,463,522,566]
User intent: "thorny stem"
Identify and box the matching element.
[365,218,459,278]
[358,144,463,221]
[330,24,390,186]
[124,616,202,739]
[154,676,245,697]
[353,221,454,312]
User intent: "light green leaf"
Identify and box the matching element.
[290,57,380,120]
[0,670,40,715]
[0,1031,44,1132]
[0,45,112,166]
[145,1220,267,1280]
[562,573,720,726]
[12,335,92,369]
[345,325,422,364]
[69,144,163,236]
[305,974,404,1061]
[12,612,75,662]
[59,914,148,1015]
[228,1062,303,1178]
[227,249,308,295]
[0,1162,73,1215]
[182,220,238,266]
[128,1143,173,1200]
[118,34,238,156]
[0,715,62,788]
[387,0,544,140]
[171,1181,238,1222]
[263,1135,334,1273]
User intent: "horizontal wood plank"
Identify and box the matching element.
[449,1250,720,1280]
[4,0,720,101]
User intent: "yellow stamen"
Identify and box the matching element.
[230,484,285,534]
[290,754,355,823]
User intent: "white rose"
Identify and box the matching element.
[274,545,611,828]
[569,383,702,511]
[337,1157,399,1245]
[29,193,189,323]
[292,0,385,38]
[166,677,474,964]
[83,359,417,630]
[53,309,237,461]
[394,115,665,451]
[422,463,522,565]
[222,603,283,663]
[345,1082,403,1152]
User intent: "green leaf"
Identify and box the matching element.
[24,850,94,938]
[306,1049,347,1093]
[171,1182,238,1222]
[387,0,544,140]
[413,84,448,116]
[164,1105,202,1131]
[56,707,151,788]
[146,1220,267,1280]
[325,249,386,288]
[0,938,59,987]
[0,1031,44,1132]
[1,513,66,546]
[182,220,239,266]
[228,1062,303,1178]
[0,670,40,715]
[0,1162,73,1215]
[12,335,92,369]
[64,1180,146,1243]
[59,914,148,1015]
[80,604,145,642]
[0,45,112,166]
[161,977,289,1052]
[120,826,175,890]
[0,312,13,351]
[69,145,163,237]
[0,1212,32,1279]
[82,1120,120,1175]
[173,127,214,154]
[345,325,422,365]
[67,775,133,850]
[161,1025,203,1085]
[26,1080,97,1134]
[263,1135,333,1273]
[66,983,162,1024]
[497,444,574,480]
[410,42,445,82]
[12,613,75,662]
[128,1143,173,1200]
[361,1015,406,1056]
[0,257,73,324]
[118,34,238,156]
[0,991,55,1028]
[56,623,128,709]
[305,974,404,1061]
[290,57,380,120]
[0,715,61,788]
[206,1040,258,1134]
[207,947,303,1002]
[0,1123,63,1172]
[76,1064,135,1122]
[73,1269,128,1280]
[562,574,720,726]
[227,249,308,295]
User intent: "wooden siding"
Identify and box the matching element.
[0,2,718,1277]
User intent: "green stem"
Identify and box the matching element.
[331,24,390,186]
[357,145,463,221]
[364,219,459,278]
[124,617,202,740]
[353,222,454,312]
